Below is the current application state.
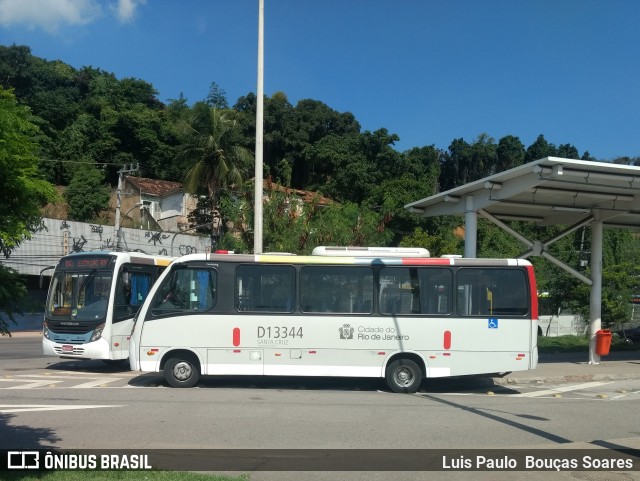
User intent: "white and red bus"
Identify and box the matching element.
[129,247,538,392]
[43,251,174,363]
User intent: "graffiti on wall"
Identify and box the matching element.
[146,231,171,246]
[90,225,104,240]
[72,235,87,253]
[179,245,197,255]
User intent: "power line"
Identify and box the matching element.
[39,158,130,167]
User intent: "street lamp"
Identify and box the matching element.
[254,0,264,254]
[116,202,144,251]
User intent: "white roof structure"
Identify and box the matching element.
[405,157,640,364]
[406,157,640,229]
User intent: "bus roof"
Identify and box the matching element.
[173,251,532,267]
[312,246,430,257]
[59,250,175,266]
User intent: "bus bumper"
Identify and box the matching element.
[42,337,110,360]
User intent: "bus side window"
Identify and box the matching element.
[152,268,216,315]
[419,268,452,315]
[235,264,295,313]
[379,267,421,315]
[301,266,373,314]
[456,268,527,317]
[130,273,151,306]
[490,270,528,316]
[114,270,153,322]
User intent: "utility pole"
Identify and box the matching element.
[114,163,139,251]
[253,0,264,254]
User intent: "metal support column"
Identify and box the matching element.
[589,212,603,364]
[464,196,477,258]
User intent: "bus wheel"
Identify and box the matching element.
[385,359,422,394]
[164,355,200,388]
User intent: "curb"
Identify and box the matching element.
[492,372,640,385]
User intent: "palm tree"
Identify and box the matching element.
[177,103,253,244]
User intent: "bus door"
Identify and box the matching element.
[111,264,158,354]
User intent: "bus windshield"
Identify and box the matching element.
[46,269,112,322]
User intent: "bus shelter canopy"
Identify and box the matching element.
[405,157,640,229]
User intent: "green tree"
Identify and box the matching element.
[525,134,557,163]
[439,135,499,190]
[557,143,579,159]
[496,135,525,172]
[306,202,393,249]
[64,167,111,222]
[400,226,460,257]
[0,87,58,335]
[177,104,253,241]
[0,265,28,337]
[205,82,228,109]
[440,138,471,191]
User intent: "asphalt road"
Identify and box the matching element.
[2,335,640,481]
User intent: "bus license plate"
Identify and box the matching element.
[61,345,74,352]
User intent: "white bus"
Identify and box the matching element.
[43,251,174,363]
[129,248,539,393]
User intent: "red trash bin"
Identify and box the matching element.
[595,329,612,356]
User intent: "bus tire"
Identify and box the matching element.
[385,358,422,394]
[164,355,200,388]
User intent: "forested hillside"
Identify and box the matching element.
[2,43,640,329]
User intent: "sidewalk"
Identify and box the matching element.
[492,349,640,385]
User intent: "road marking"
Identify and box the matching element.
[611,389,640,400]
[511,381,610,398]
[71,378,122,388]
[0,405,123,413]
[0,379,64,389]
[14,372,111,379]
[0,374,126,389]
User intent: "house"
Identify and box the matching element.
[263,178,333,215]
[44,175,332,234]
[117,176,197,232]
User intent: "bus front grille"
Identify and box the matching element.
[48,322,93,335]
[53,346,86,356]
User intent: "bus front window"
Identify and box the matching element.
[47,274,73,317]
[46,271,112,321]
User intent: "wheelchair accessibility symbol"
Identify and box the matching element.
[488,318,499,329]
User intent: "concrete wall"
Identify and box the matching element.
[538,314,587,337]
[3,218,211,277]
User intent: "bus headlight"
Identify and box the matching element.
[43,321,50,340]
[90,323,105,342]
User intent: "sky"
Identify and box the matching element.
[0,0,639,161]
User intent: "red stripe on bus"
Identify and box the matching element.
[527,264,538,320]
[401,258,452,265]
[233,327,240,347]
[443,330,451,350]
